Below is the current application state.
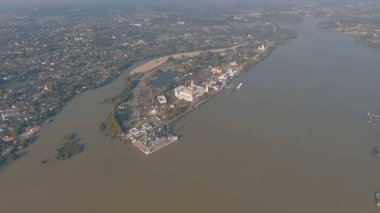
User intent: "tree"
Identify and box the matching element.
[166,56,174,63]
[98,122,106,132]
[56,134,84,161]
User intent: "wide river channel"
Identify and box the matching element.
[2,17,380,213]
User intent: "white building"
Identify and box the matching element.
[226,68,239,77]
[141,123,153,131]
[217,74,228,83]
[130,128,141,137]
[174,80,207,102]
[157,95,167,104]
[258,44,266,52]
[209,66,223,74]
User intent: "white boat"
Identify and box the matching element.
[375,192,380,206]
[236,83,243,90]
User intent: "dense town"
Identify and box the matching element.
[312,3,380,48]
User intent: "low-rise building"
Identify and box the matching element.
[141,123,153,131]
[210,66,223,74]
[157,95,167,104]
[130,128,141,137]
[217,74,228,83]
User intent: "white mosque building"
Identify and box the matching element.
[258,44,266,52]
[174,80,208,102]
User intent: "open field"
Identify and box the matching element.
[129,45,242,75]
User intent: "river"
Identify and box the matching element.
[2,16,380,213]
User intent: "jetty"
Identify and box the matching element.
[371,147,380,158]
[368,112,380,126]
[132,135,178,155]
[122,124,179,155]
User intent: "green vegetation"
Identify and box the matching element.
[56,134,84,161]
[41,159,49,164]
[98,110,123,138]
[0,152,22,166]
[164,79,177,92]
[97,122,107,132]
[166,56,174,63]
[4,153,18,162]
[192,51,222,67]
[102,77,135,106]
[99,76,136,137]
[166,105,188,120]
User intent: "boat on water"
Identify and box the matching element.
[375,192,380,206]
[236,83,243,90]
[371,147,380,158]
[367,112,380,126]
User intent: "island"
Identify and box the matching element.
[56,134,84,161]
[100,23,296,155]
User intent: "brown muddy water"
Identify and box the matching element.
[2,17,380,213]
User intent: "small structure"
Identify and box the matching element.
[2,135,15,143]
[226,68,239,77]
[141,123,153,131]
[210,66,223,74]
[368,112,380,126]
[150,108,158,115]
[43,84,49,91]
[129,128,141,137]
[157,95,167,104]
[217,74,228,83]
[371,146,380,158]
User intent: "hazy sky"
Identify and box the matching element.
[1,0,373,8]
[2,0,96,5]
